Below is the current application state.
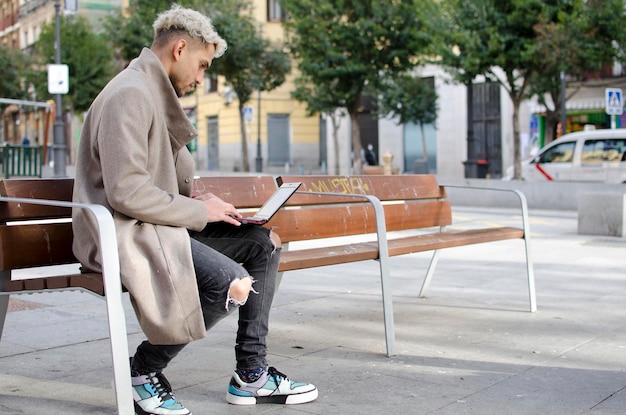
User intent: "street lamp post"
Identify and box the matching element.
[560,70,567,137]
[53,0,66,177]
[255,89,262,172]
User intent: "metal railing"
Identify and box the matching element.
[1,145,43,178]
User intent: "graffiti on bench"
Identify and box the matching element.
[305,177,371,194]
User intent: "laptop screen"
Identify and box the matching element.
[253,182,301,220]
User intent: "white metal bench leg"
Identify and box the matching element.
[524,236,537,312]
[371,197,396,357]
[418,249,441,298]
[0,272,8,340]
[377,254,396,357]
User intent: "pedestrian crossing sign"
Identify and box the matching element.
[605,88,623,115]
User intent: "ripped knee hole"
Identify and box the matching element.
[225,276,256,310]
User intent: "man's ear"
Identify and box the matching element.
[173,38,187,61]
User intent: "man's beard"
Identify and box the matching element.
[170,74,194,98]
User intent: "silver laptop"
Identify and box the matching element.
[235,182,301,225]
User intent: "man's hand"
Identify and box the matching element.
[195,193,242,226]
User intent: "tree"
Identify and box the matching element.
[209,3,291,171]
[0,46,36,143]
[283,0,435,173]
[529,0,626,144]
[292,79,346,174]
[378,75,438,166]
[437,0,626,179]
[35,14,115,113]
[0,46,33,100]
[437,0,552,180]
[105,0,181,65]
[107,0,291,172]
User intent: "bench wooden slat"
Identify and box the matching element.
[0,273,120,296]
[2,276,70,292]
[278,227,525,272]
[279,242,379,271]
[267,200,452,242]
[193,176,277,208]
[0,178,73,220]
[70,273,111,296]
[0,222,76,271]
[281,175,446,206]
[386,227,525,256]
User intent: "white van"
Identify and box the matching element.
[516,129,626,183]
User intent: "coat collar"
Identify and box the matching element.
[129,48,198,151]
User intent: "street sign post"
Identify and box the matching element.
[605,88,623,129]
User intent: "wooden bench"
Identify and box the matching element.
[199,174,536,357]
[1,175,535,365]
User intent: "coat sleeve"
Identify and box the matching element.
[94,84,207,231]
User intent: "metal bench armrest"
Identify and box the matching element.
[0,196,134,414]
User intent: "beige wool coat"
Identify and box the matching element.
[72,48,209,345]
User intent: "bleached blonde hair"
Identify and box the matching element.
[152,4,227,58]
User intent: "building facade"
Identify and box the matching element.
[179,0,322,174]
[4,0,624,179]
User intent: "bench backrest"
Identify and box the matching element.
[0,176,278,273]
[0,174,450,270]
[192,176,277,207]
[0,178,75,272]
[267,175,452,243]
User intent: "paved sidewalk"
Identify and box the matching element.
[1,207,625,414]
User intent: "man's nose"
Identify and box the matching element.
[195,73,204,85]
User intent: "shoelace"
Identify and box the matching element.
[267,367,289,384]
[148,372,175,404]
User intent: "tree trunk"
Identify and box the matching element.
[420,122,428,161]
[239,102,250,172]
[330,112,341,175]
[512,98,522,180]
[350,111,362,174]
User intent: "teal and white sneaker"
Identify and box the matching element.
[227,366,318,405]
[131,368,191,415]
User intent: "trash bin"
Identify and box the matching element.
[463,159,489,178]
[476,159,489,178]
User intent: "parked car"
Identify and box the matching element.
[510,129,626,183]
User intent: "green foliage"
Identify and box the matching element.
[103,0,291,171]
[203,0,290,172]
[35,14,115,113]
[437,0,546,96]
[285,0,433,111]
[283,0,436,167]
[438,0,626,157]
[105,0,197,64]
[433,0,626,177]
[209,2,291,104]
[528,0,626,142]
[378,76,438,126]
[0,46,33,100]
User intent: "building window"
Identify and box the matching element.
[204,73,218,94]
[267,0,286,22]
